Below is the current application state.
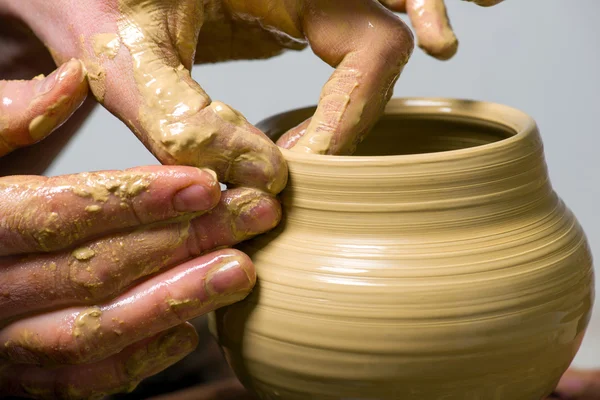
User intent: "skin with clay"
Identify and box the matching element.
[11,0,600,399]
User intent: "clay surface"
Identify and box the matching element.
[211,98,595,400]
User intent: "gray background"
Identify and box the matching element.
[44,2,600,368]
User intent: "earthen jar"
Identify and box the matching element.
[209,98,595,400]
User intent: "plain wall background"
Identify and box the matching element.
[44,1,600,368]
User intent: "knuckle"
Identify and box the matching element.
[385,21,415,59]
[59,308,105,365]
[63,253,114,303]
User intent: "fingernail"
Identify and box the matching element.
[35,60,74,95]
[173,184,217,212]
[205,257,254,298]
[556,376,586,398]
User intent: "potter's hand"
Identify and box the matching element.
[1,0,414,171]
[547,369,600,400]
[379,0,504,60]
[0,167,281,399]
[0,57,88,158]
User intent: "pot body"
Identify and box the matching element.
[210,98,594,400]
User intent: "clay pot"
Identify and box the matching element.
[209,98,595,400]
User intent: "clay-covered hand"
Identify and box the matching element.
[379,0,504,60]
[546,369,600,400]
[0,0,414,179]
[0,55,88,158]
[0,166,281,399]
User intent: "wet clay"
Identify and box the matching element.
[72,307,102,339]
[114,1,287,193]
[27,60,88,141]
[211,98,595,400]
[92,33,121,59]
[70,172,150,203]
[116,1,211,163]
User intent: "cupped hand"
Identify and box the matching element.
[379,0,504,60]
[0,0,414,174]
[0,165,281,399]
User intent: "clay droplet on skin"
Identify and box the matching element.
[72,247,95,261]
[72,173,150,203]
[85,204,102,213]
[166,298,199,312]
[92,33,121,59]
[72,307,102,338]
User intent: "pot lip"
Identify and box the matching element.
[261,97,538,165]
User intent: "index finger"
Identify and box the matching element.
[0,166,220,256]
[277,0,414,155]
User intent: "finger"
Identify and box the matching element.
[378,0,407,12]
[278,0,414,154]
[0,166,220,256]
[0,188,280,320]
[406,0,458,60]
[0,323,198,400]
[149,378,255,400]
[0,248,254,366]
[114,7,289,195]
[0,59,88,157]
[27,3,288,194]
[553,368,600,399]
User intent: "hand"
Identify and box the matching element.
[0,166,281,399]
[0,0,414,175]
[379,0,504,60]
[547,369,600,400]
[0,15,89,160]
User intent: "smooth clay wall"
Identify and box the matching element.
[45,0,600,368]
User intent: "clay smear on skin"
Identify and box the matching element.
[93,33,121,59]
[72,307,102,339]
[290,71,362,154]
[80,35,107,103]
[28,61,88,141]
[115,1,283,193]
[116,1,212,165]
[71,172,150,202]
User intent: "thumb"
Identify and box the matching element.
[0,58,88,157]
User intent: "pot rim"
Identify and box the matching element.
[259,97,538,165]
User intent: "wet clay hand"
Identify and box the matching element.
[0,167,281,399]
[0,0,414,168]
[0,56,88,158]
[379,0,505,60]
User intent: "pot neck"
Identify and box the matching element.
[279,126,555,228]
